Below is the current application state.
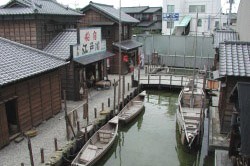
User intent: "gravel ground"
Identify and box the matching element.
[0,73,137,166]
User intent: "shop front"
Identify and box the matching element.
[110,40,142,74]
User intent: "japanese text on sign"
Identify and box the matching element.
[73,28,102,58]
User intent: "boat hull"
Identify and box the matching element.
[118,91,146,124]
[176,88,204,148]
[71,116,119,166]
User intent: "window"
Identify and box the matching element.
[167,5,175,13]
[197,19,202,27]
[215,21,219,28]
[167,21,174,29]
[189,5,205,13]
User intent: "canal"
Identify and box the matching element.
[96,90,214,166]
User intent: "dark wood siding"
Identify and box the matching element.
[41,75,52,120]
[0,104,9,149]
[51,71,62,114]
[219,76,250,133]
[0,69,62,148]
[0,19,38,48]
[60,62,76,100]
[29,78,43,126]
[16,81,32,131]
[0,15,78,49]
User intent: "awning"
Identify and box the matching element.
[175,16,192,27]
[113,40,142,51]
[73,51,115,65]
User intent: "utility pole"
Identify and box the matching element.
[118,0,122,112]
[228,0,234,28]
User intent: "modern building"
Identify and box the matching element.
[79,2,142,74]
[236,0,250,41]
[0,0,81,49]
[122,6,162,34]
[0,37,67,149]
[162,0,221,36]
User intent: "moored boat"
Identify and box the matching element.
[176,87,204,147]
[71,116,119,166]
[118,90,146,123]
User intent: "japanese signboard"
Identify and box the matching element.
[163,13,179,21]
[73,27,105,58]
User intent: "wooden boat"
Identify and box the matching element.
[176,87,204,147]
[71,116,119,166]
[118,90,146,123]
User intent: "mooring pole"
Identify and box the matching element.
[40,148,44,163]
[64,90,69,140]
[27,137,34,166]
[54,138,58,151]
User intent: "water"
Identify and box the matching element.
[95,90,213,166]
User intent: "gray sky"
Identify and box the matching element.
[0,0,240,13]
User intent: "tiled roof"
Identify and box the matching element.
[121,6,149,14]
[113,40,142,51]
[214,30,239,48]
[44,29,77,60]
[137,21,155,27]
[219,41,250,77]
[81,2,139,23]
[0,0,81,16]
[143,7,162,13]
[0,37,67,86]
[74,51,115,65]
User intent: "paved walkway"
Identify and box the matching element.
[0,73,136,166]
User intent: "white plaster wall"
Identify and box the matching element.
[162,0,221,36]
[236,0,250,41]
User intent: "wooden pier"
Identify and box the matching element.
[139,66,205,89]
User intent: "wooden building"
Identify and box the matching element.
[213,30,239,70]
[217,41,250,133]
[0,0,81,50]
[44,28,115,100]
[229,82,250,165]
[80,2,142,74]
[121,6,162,34]
[0,37,67,149]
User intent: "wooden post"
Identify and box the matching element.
[108,98,110,107]
[181,76,183,86]
[102,103,104,111]
[170,75,172,86]
[21,163,24,166]
[94,108,97,118]
[40,148,44,163]
[27,137,34,166]
[54,138,58,151]
[128,83,130,91]
[122,75,125,108]
[77,121,80,132]
[86,108,89,125]
[64,90,70,141]
[84,127,88,142]
[148,75,150,85]
[113,79,117,115]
